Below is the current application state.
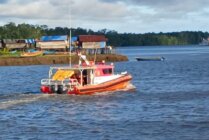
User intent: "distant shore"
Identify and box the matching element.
[0,54,128,66]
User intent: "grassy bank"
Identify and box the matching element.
[0,54,128,66]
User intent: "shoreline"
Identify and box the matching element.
[0,54,128,66]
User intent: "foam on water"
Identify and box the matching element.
[0,94,50,110]
[0,84,135,109]
[121,83,136,91]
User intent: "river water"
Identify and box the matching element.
[1,46,209,139]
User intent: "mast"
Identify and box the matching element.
[70,29,72,67]
[69,2,72,67]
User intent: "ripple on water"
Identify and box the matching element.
[1,46,209,139]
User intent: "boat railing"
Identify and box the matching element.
[41,79,80,86]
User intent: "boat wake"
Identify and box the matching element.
[0,83,136,109]
[121,83,136,91]
[0,94,50,110]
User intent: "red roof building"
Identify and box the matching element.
[78,35,108,49]
[78,35,108,42]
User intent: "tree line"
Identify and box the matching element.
[0,22,209,46]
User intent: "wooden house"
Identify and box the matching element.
[2,39,26,50]
[36,35,69,51]
[78,35,107,48]
[77,35,109,54]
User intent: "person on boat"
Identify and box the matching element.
[74,73,84,85]
[108,46,112,54]
[102,60,105,64]
[83,70,88,85]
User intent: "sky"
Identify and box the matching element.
[0,0,209,33]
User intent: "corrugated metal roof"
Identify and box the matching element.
[78,35,107,42]
[41,35,68,41]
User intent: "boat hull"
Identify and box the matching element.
[41,74,132,95]
[73,74,132,95]
[21,51,43,57]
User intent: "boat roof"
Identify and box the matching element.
[50,64,114,71]
[50,66,97,70]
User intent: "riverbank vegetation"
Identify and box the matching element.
[0,48,21,57]
[0,22,209,46]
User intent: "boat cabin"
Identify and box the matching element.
[94,64,113,76]
[48,63,114,87]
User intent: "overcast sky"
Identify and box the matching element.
[0,0,209,33]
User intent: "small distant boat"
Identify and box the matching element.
[136,56,165,61]
[20,51,43,57]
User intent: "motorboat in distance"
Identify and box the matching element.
[136,56,165,61]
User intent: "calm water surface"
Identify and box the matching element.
[1,46,209,140]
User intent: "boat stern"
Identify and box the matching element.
[40,85,52,94]
[40,78,79,94]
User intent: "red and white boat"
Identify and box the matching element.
[40,54,132,95]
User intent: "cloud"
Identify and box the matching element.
[101,0,209,11]
[99,0,209,32]
[0,0,209,33]
[0,0,8,4]
[0,0,129,24]
[101,0,209,18]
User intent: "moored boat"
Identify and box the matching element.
[20,50,43,57]
[40,54,132,95]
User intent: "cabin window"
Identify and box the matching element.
[102,68,112,74]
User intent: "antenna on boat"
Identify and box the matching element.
[69,2,72,67]
[69,29,72,67]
